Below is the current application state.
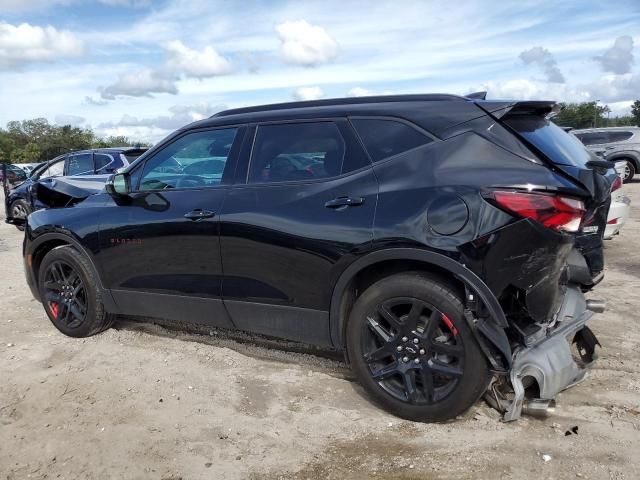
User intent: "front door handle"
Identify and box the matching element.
[184,209,215,220]
[324,196,365,209]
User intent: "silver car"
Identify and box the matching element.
[573,127,640,183]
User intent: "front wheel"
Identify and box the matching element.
[346,272,490,422]
[38,246,114,337]
[10,199,30,231]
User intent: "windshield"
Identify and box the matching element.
[505,117,597,168]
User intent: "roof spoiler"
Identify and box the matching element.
[475,100,562,119]
[465,91,487,100]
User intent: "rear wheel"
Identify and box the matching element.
[38,246,114,337]
[10,199,30,231]
[346,272,490,422]
[622,160,635,183]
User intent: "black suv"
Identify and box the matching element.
[22,95,614,422]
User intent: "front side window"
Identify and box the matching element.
[67,153,94,176]
[351,118,433,162]
[249,122,346,183]
[138,128,237,191]
[39,159,65,179]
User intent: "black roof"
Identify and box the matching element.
[213,94,467,118]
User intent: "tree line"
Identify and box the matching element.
[554,100,640,129]
[0,118,149,164]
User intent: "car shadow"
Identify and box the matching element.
[112,315,354,381]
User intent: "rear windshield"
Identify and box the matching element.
[505,117,596,167]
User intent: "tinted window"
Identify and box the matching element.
[249,122,346,183]
[606,131,633,143]
[574,132,608,146]
[351,118,432,162]
[507,118,596,167]
[138,128,237,191]
[67,153,94,176]
[95,153,124,173]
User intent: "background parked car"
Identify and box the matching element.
[604,161,631,239]
[573,127,640,182]
[14,162,42,175]
[4,147,148,229]
[0,163,27,186]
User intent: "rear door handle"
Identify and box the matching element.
[184,209,215,220]
[324,196,365,209]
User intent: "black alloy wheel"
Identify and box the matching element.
[38,245,114,337]
[362,298,464,405]
[43,260,88,329]
[346,272,490,422]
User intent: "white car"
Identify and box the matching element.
[604,161,631,239]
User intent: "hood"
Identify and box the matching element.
[33,174,110,209]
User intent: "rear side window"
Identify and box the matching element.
[66,153,93,176]
[574,132,609,146]
[605,131,633,143]
[249,122,346,183]
[95,153,124,173]
[507,118,595,167]
[351,118,433,162]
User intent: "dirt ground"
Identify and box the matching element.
[1,184,639,480]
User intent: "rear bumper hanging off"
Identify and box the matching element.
[487,286,601,421]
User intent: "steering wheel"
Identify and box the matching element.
[175,175,206,189]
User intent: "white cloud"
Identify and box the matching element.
[98,41,231,100]
[164,40,232,78]
[594,35,635,74]
[276,20,338,66]
[346,86,394,97]
[84,95,108,106]
[293,86,324,101]
[97,103,227,141]
[519,46,565,83]
[98,0,151,7]
[0,21,84,69]
[54,114,85,126]
[99,68,178,99]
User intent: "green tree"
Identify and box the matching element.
[631,100,640,126]
[554,102,610,129]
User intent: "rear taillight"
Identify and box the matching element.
[490,191,585,233]
[611,176,622,192]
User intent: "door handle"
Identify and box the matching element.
[324,196,365,209]
[184,209,215,220]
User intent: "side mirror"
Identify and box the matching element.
[105,172,131,196]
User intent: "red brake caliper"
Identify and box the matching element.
[49,302,59,319]
[441,313,458,337]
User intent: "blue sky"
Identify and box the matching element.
[1,0,639,143]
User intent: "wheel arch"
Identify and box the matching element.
[330,248,511,368]
[607,151,640,170]
[29,232,118,312]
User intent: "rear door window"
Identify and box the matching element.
[248,122,347,183]
[66,153,94,176]
[605,131,633,143]
[351,118,433,162]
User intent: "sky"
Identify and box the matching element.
[0,0,639,144]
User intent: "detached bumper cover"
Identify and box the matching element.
[503,286,599,421]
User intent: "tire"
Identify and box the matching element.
[38,245,114,337]
[346,272,490,422]
[10,199,30,231]
[622,160,635,183]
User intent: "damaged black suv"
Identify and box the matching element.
[21,94,615,422]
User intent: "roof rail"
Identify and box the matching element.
[212,93,466,118]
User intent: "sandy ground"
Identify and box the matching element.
[1,184,639,480]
